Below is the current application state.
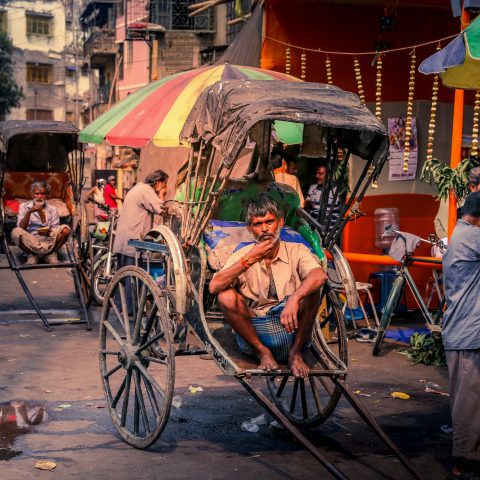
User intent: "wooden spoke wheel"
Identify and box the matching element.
[266,289,347,427]
[92,254,118,306]
[144,287,179,358]
[72,203,93,307]
[99,266,175,448]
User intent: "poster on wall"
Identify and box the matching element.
[388,117,418,181]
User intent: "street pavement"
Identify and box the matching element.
[0,258,452,480]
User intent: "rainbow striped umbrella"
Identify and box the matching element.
[80,64,302,148]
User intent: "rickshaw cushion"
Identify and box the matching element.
[3,171,74,217]
[218,181,300,226]
[203,220,316,271]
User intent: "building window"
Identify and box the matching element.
[153,1,214,31]
[26,14,51,36]
[27,63,52,84]
[26,109,53,120]
[0,11,7,34]
[65,111,75,123]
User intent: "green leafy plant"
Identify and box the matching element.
[406,333,446,366]
[421,157,477,201]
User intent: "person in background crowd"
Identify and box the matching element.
[12,180,70,265]
[442,190,480,479]
[305,159,342,230]
[87,178,107,220]
[271,149,304,207]
[113,170,168,270]
[287,158,298,176]
[104,175,121,210]
[435,167,480,239]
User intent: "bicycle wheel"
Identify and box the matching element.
[372,275,404,356]
[93,253,118,305]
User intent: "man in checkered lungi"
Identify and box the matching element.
[209,195,327,379]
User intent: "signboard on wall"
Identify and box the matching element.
[388,117,418,181]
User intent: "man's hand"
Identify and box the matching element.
[280,297,300,334]
[29,202,44,213]
[243,240,274,266]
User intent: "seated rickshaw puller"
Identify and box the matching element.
[209,196,327,379]
[11,180,70,265]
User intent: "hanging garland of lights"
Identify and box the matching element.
[300,51,307,80]
[472,90,480,158]
[354,57,365,105]
[426,44,441,164]
[325,56,333,85]
[285,47,291,75]
[403,49,416,172]
[375,54,383,118]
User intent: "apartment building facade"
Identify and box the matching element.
[0,0,89,125]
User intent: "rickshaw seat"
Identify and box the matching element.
[2,171,74,219]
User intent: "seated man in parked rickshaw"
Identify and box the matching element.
[305,159,342,228]
[11,180,70,265]
[209,195,327,379]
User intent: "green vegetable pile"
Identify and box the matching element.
[406,333,446,367]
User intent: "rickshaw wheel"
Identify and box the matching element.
[99,266,175,449]
[145,288,178,359]
[73,203,93,307]
[266,289,347,427]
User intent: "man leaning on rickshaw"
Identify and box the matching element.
[209,195,327,379]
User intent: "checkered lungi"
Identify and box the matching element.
[235,300,295,363]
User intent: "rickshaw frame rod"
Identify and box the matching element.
[241,369,346,377]
[334,379,425,480]
[12,269,51,330]
[239,377,350,480]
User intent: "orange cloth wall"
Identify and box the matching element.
[343,194,440,308]
[261,0,475,106]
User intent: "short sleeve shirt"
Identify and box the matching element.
[442,219,480,350]
[17,200,60,235]
[214,241,323,316]
[104,184,118,209]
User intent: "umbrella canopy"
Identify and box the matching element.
[419,15,480,89]
[79,64,301,148]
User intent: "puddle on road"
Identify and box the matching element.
[0,401,48,461]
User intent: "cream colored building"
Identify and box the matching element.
[0,0,90,126]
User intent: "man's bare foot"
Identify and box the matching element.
[257,348,278,371]
[289,352,310,378]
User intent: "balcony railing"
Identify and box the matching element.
[84,28,116,59]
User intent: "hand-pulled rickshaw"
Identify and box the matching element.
[98,81,424,479]
[0,120,91,330]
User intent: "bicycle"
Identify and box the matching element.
[372,226,446,356]
[89,202,118,305]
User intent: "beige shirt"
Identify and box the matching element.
[274,172,305,207]
[216,241,323,316]
[113,182,163,257]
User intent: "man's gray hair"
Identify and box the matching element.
[30,180,50,194]
[246,195,283,225]
[468,167,480,188]
[145,169,169,185]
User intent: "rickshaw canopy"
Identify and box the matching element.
[180,80,389,169]
[0,120,79,172]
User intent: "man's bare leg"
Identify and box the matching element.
[51,226,70,252]
[217,288,278,371]
[288,290,321,378]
